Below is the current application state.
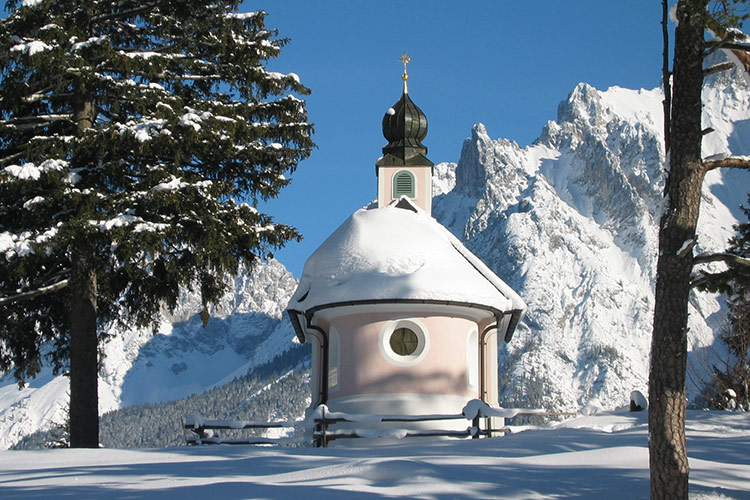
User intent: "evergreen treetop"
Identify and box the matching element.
[0,1,314,384]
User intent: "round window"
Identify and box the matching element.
[379,319,429,366]
[390,327,419,356]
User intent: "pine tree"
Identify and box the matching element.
[696,198,750,410]
[696,196,750,295]
[0,0,313,448]
[705,300,750,409]
[652,1,750,497]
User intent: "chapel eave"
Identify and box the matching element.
[288,299,524,344]
[375,152,434,169]
[286,200,526,322]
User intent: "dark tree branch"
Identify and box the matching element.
[705,35,750,74]
[704,157,750,171]
[0,151,24,165]
[0,278,69,306]
[38,268,73,288]
[678,239,697,259]
[0,114,73,126]
[90,3,160,23]
[706,40,750,52]
[97,107,123,122]
[22,85,55,103]
[693,252,750,267]
[690,274,709,289]
[704,61,736,76]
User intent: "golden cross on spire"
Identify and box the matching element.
[398,51,411,93]
[399,51,412,79]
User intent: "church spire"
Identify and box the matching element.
[399,51,411,94]
[376,53,434,216]
[376,53,432,168]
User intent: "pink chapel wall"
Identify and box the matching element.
[377,165,433,215]
[315,309,498,403]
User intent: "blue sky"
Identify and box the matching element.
[0,1,666,277]
[250,1,667,277]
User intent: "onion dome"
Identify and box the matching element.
[376,53,433,168]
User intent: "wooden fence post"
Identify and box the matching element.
[321,406,328,448]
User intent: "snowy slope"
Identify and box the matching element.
[0,410,748,499]
[433,62,750,411]
[0,258,298,449]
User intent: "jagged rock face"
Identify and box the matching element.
[102,258,300,408]
[434,68,750,411]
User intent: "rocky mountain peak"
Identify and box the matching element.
[435,72,750,411]
[453,123,528,210]
[557,82,607,132]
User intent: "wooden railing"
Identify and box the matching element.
[182,415,303,446]
[310,406,499,448]
[183,399,575,447]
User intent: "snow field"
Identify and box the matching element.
[0,410,747,499]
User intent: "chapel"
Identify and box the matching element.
[286,54,525,437]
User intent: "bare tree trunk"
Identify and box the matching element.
[69,254,99,448]
[649,1,706,498]
[662,0,672,152]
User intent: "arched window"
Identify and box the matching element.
[328,327,340,391]
[467,327,478,389]
[392,170,416,199]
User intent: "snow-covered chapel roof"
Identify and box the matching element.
[288,198,525,333]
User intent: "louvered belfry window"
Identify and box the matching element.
[392,170,416,199]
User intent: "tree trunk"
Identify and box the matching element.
[649,1,706,498]
[69,253,99,448]
[69,83,99,448]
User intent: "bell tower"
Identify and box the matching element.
[376,52,434,215]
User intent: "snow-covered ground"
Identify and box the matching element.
[0,410,747,499]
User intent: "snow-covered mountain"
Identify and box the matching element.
[433,62,750,411]
[0,258,299,449]
[2,58,750,449]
